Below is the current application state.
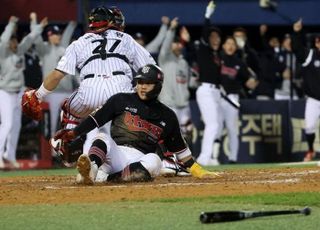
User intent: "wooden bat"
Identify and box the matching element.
[220,85,240,109]
[200,207,311,223]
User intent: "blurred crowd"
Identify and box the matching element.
[1,0,319,169]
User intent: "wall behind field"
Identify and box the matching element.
[89,0,320,26]
[2,0,320,26]
[0,0,78,23]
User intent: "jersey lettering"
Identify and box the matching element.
[92,39,107,60]
[123,111,162,139]
[108,39,121,53]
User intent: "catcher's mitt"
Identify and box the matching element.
[21,89,43,121]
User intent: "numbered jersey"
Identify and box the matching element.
[56,29,156,81]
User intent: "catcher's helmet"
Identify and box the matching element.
[135,64,164,100]
[109,6,125,31]
[88,6,114,32]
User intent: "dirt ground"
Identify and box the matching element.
[1,166,320,205]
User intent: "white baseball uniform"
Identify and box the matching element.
[56,29,156,152]
[94,133,161,177]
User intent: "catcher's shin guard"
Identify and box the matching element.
[108,162,152,183]
[60,99,81,129]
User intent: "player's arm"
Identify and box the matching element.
[23,40,76,108]
[201,1,216,45]
[17,16,47,56]
[131,38,156,72]
[61,21,77,48]
[165,112,220,179]
[0,16,18,57]
[34,69,65,100]
[145,16,169,53]
[158,17,178,65]
[291,18,309,63]
[55,94,120,141]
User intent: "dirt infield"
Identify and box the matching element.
[1,166,320,205]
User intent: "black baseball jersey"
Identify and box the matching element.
[196,19,222,85]
[74,93,187,154]
[292,31,320,100]
[220,52,250,95]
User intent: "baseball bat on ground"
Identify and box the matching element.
[200,207,311,224]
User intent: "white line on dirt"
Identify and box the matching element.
[44,177,300,190]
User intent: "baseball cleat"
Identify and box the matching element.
[76,154,98,185]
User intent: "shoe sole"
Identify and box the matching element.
[77,155,93,185]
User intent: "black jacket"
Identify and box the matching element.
[292,31,320,100]
[196,19,222,85]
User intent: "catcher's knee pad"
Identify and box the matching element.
[88,139,107,167]
[139,153,162,177]
[60,99,82,129]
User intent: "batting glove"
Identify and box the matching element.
[189,162,221,178]
[205,1,216,19]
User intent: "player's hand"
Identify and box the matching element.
[180,26,190,43]
[189,163,221,179]
[9,16,19,23]
[205,1,216,19]
[54,129,76,143]
[30,12,37,22]
[161,16,170,25]
[40,17,48,28]
[293,18,303,32]
[170,17,179,30]
[245,78,258,90]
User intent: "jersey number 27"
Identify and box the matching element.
[92,39,121,60]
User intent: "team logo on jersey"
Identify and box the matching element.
[141,66,150,73]
[314,60,320,67]
[124,111,163,139]
[221,64,238,78]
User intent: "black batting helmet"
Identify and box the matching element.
[88,6,115,33]
[109,6,125,31]
[135,64,164,100]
